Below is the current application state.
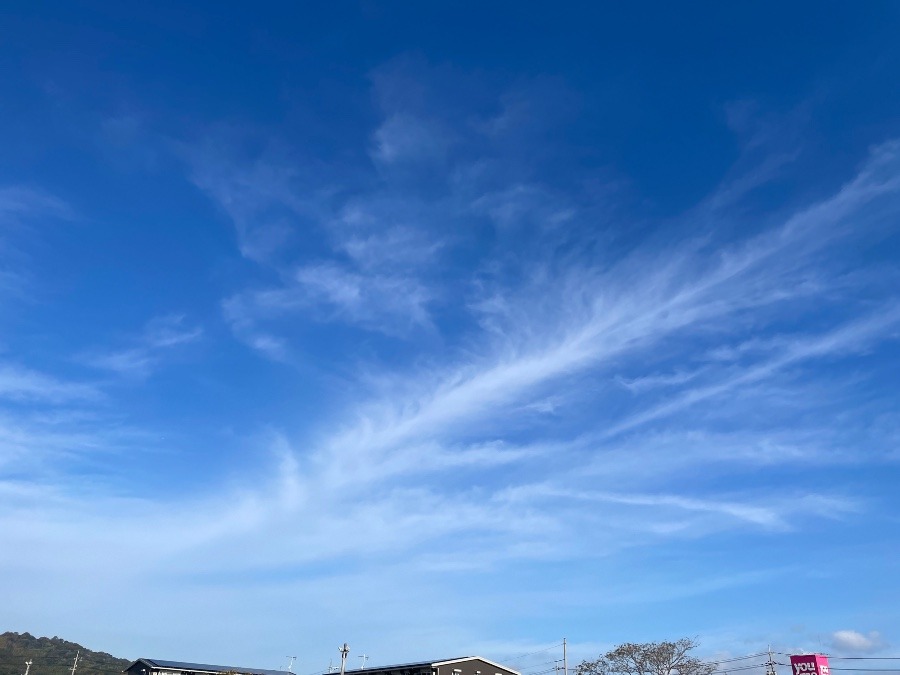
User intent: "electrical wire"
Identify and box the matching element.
[519,661,564,672]
[773,653,900,662]
[708,654,771,665]
[770,660,900,673]
[710,664,769,674]
[504,645,565,664]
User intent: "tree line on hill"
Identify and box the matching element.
[0,632,130,675]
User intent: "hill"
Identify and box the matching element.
[0,632,129,675]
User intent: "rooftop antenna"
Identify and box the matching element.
[359,656,369,670]
[24,660,33,675]
[339,643,350,675]
[328,660,337,673]
[70,651,81,675]
[286,657,297,673]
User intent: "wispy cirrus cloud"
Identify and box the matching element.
[186,130,448,350]
[0,363,101,404]
[195,83,608,354]
[14,84,889,667]
[0,330,179,477]
[5,60,900,664]
[0,185,72,222]
[83,313,202,377]
[181,131,327,265]
[0,185,72,297]
[371,113,452,166]
[0,408,146,474]
[224,261,434,340]
[178,72,900,562]
[127,135,900,589]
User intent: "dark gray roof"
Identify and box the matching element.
[340,659,456,673]
[126,655,517,675]
[127,657,292,675]
[340,657,518,675]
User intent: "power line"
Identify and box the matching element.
[504,644,566,664]
[772,664,900,673]
[770,653,900,661]
[708,654,771,665]
[519,661,563,671]
[710,664,769,674]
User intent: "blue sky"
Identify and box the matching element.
[1,1,900,671]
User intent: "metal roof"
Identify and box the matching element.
[126,655,517,675]
[126,657,293,675]
[340,657,519,675]
[340,659,451,673]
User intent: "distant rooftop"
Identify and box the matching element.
[126,657,293,675]
[338,656,519,675]
[340,658,460,673]
[125,655,518,675]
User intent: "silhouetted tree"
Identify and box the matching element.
[576,638,714,675]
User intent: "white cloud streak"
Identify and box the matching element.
[84,314,202,377]
[0,185,72,298]
[0,185,71,221]
[0,364,100,404]
[165,129,900,583]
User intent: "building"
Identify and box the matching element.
[335,657,519,675]
[124,655,519,675]
[124,658,293,675]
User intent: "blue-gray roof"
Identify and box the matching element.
[340,659,456,673]
[339,657,518,675]
[127,657,293,675]
[126,655,517,675]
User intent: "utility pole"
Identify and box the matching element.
[340,643,350,675]
[286,657,297,673]
[765,646,777,675]
[24,660,32,675]
[563,638,568,675]
[359,655,369,669]
[70,651,81,675]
